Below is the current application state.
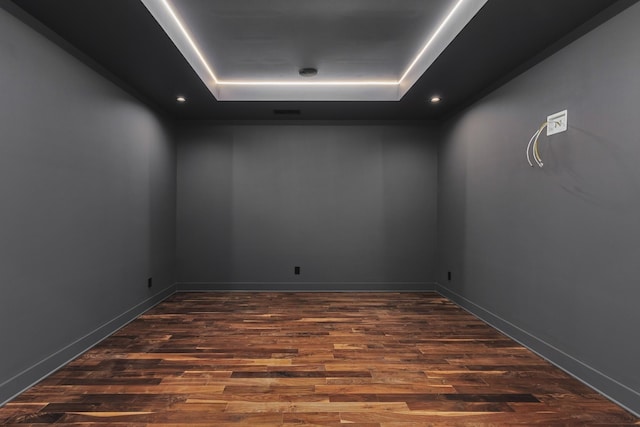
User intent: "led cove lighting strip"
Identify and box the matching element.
[216,80,398,86]
[399,0,465,83]
[160,0,473,88]
[160,0,218,83]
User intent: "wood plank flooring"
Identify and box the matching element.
[1,292,637,425]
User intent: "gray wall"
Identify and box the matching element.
[0,6,176,403]
[2,0,638,416]
[437,2,640,414]
[176,123,438,289]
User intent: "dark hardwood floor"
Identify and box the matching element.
[1,292,637,425]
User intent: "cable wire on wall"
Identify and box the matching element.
[526,122,548,167]
[526,116,567,167]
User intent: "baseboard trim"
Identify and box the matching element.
[435,283,640,418]
[0,284,176,407]
[176,281,436,292]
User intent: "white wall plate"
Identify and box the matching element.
[547,109,568,136]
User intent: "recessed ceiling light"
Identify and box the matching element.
[430,96,441,103]
[176,96,186,103]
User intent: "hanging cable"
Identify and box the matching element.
[526,122,548,167]
[533,122,549,167]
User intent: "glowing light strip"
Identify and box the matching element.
[216,80,398,86]
[160,0,218,83]
[161,0,469,87]
[399,0,465,83]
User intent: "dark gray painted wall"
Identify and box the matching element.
[0,6,176,402]
[176,123,437,288]
[438,2,640,414]
[2,0,638,415]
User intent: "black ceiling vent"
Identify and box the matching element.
[273,109,301,115]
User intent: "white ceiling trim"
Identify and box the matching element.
[140,0,487,101]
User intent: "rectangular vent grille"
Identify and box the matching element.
[274,109,301,115]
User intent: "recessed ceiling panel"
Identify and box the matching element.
[140,0,487,101]
[174,0,451,81]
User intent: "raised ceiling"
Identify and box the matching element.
[140,0,486,101]
[7,0,638,120]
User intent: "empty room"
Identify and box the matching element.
[1,0,639,424]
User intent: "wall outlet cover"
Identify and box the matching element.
[547,110,568,136]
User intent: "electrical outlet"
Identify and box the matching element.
[294,266,301,275]
[147,277,153,288]
[547,109,568,136]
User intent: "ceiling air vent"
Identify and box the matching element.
[273,109,301,115]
